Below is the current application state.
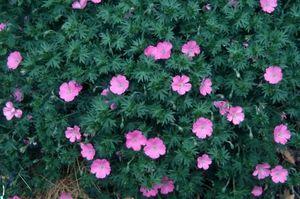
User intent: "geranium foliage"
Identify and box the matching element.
[1,0,300,198]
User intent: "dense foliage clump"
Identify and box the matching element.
[1,0,300,198]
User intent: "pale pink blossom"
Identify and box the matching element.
[90,159,111,179]
[125,130,147,151]
[3,101,22,120]
[7,51,23,70]
[264,66,282,84]
[144,45,157,58]
[270,165,288,183]
[0,23,6,31]
[59,192,73,199]
[91,0,102,3]
[101,88,110,96]
[213,100,229,115]
[273,124,291,145]
[59,81,82,102]
[197,154,212,170]
[181,40,201,58]
[171,75,192,95]
[144,41,173,60]
[192,117,213,139]
[199,78,212,96]
[65,125,81,143]
[226,106,245,125]
[80,143,96,160]
[144,137,166,159]
[252,163,271,180]
[109,75,129,95]
[72,0,88,9]
[13,88,23,102]
[251,186,263,197]
[140,185,159,198]
[160,176,175,195]
[260,0,277,13]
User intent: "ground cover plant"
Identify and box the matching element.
[0,0,300,198]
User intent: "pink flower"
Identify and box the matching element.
[80,143,96,160]
[197,154,212,170]
[109,75,129,95]
[252,163,271,180]
[213,101,229,115]
[181,40,201,58]
[91,0,102,3]
[125,130,147,151]
[0,23,6,31]
[3,101,22,120]
[140,185,159,198]
[199,78,212,96]
[192,117,213,139]
[144,137,166,159]
[110,103,117,110]
[171,75,192,95]
[144,41,173,60]
[144,45,157,58]
[270,165,288,183]
[101,88,110,96]
[65,125,81,143]
[7,51,23,70]
[160,176,175,195]
[8,196,21,199]
[13,88,23,102]
[226,106,245,125]
[264,66,282,84]
[251,186,263,197]
[72,0,88,9]
[260,0,277,13]
[90,159,111,179]
[59,192,73,199]
[59,81,82,102]
[273,124,291,145]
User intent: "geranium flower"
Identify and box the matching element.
[59,192,73,199]
[3,101,22,120]
[90,159,111,179]
[171,75,192,95]
[181,40,201,58]
[125,130,147,151]
[199,78,212,96]
[144,137,166,159]
[160,176,175,195]
[59,80,82,102]
[260,0,277,13]
[270,165,288,183]
[251,186,263,197]
[213,100,229,115]
[13,88,23,102]
[144,41,173,60]
[197,154,212,170]
[273,124,291,145]
[252,163,271,180]
[72,0,88,9]
[140,185,160,198]
[192,117,213,139]
[109,75,129,95]
[7,51,23,70]
[0,23,6,31]
[80,143,96,160]
[101,88,110,96]
[91,0,102,3]
[65,125,81,143]
[264,66,282,84]
[226,106,245,125]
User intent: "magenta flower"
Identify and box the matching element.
[264,66,282,84]
[144,41,173,60]
[140,185,159,198]
[252,163,271,180]
[59,192,73,199]
[160,176,175,195]
[260,0,277,13]
[144,137,166,159]
[65,125,81,143]
[213,100,229,115]
[270,165,288,183]
[192,117,213,139]
[13,88,24,102]
[197,154,212,170]
[109,75,129,95]
[273,124,291,145]
[8,196,21,199]
[171,75,192,95]
[199,78,212,96]
[80,143,96,160]
[0,23,6,31]
[125,130,147,151]
[90,159,111,179]
[144,45,157,58]
[226,106,245,125]
[181,40,201,58]
[3,101,22,120]
[72,0,88,9]
[7,51,23,70]
[101,88,110,96]
[59,80,82,102]
[251,186,263,197]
